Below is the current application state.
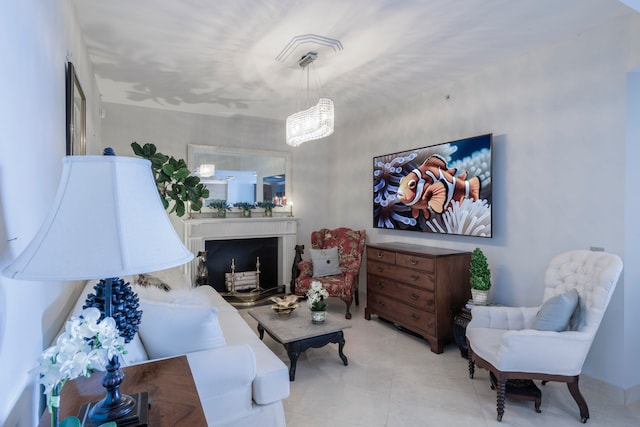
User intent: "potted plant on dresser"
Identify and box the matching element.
[470,247,491,305]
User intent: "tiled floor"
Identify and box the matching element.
[240,299,640,427]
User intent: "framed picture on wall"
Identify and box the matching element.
[373,133,492,237]
[66,62,86,155]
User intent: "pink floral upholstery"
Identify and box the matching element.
[294,228,366,319]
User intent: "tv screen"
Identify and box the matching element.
[373,133,492,237]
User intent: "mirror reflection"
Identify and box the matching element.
[188,145,290,207]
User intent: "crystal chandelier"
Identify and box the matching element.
[286,52,334,147]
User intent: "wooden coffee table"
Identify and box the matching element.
[248,305,351,381]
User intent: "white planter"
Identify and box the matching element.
[471,288,489,305]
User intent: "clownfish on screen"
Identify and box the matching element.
[396,155,481,220]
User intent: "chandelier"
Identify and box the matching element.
[286,52,334,147]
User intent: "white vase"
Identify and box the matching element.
[471,288,489,305]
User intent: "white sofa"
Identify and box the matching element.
[64,268,290,427]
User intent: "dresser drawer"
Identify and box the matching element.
[367,293,435,336]
[396,253,434,273]
[367,274,435,312]
[367,247,396,264]
[367,261,435,291]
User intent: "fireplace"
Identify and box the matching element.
[183,216,298,305]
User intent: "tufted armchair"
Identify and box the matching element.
[294,228,366,319]
[466,250,623,423]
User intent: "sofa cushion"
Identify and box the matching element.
[310,247,341,277]
[138,299,226,359]
[532,288,579,331]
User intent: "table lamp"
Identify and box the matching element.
[3,152,194,425]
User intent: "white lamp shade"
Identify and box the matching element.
[3,156,194,280]
[286,97,334,147]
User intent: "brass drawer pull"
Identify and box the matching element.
[410,257,419,265]
[410,274,420,281]
[411,313,420,320]
[376,282,385,289]
[377,266,385,273]
[377,300,385,307]
[410,293,419,300]
[376,251,384,258]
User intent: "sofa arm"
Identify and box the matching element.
[468,305,539,330]
[187,345,256,422]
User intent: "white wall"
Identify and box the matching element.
[0,1,101,425]
[332,13,640,396]
[623,69,640,401]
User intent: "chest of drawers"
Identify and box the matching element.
[365,242,471,354]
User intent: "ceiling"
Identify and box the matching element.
[73,0,634,123]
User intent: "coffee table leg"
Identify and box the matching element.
[285,342,301,381]
[257,324,265,340]
[337,331,348,366]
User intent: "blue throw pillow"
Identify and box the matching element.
[532,288,579,332]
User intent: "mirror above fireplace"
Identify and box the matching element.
[188,144,291,207]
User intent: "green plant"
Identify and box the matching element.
[257,200,276,210]
[470,248,491,290]
[208,199,231,211]
[234,201,256,211]
[306,281,329,311]
[131,142,209,217]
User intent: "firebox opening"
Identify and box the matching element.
[205,237,278,293]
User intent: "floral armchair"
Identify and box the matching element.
[294,228,366,319]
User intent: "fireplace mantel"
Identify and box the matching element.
[183,217,298,291]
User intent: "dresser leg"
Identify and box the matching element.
[429,339,444,354]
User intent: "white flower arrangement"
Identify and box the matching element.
[31,307,126,410]
[306,280,329,311]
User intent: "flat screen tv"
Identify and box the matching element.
[373,133,492,237]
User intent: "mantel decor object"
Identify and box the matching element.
[208,199,231,218]
[234,201,255,218]
[3,150,194,425]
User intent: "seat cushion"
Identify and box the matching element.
[532,288,579,331]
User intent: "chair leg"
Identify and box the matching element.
[354,288,360,306]
[567,377,589,423]
[496,375,506,422]
[467,347,475,379]
[341,296,352,319]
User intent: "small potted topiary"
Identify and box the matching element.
[234,201,256,217]
[208,199,231,218]
[470,247,491,305]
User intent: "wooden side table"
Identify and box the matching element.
[453,307,472,359]
[38,356,206,426]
